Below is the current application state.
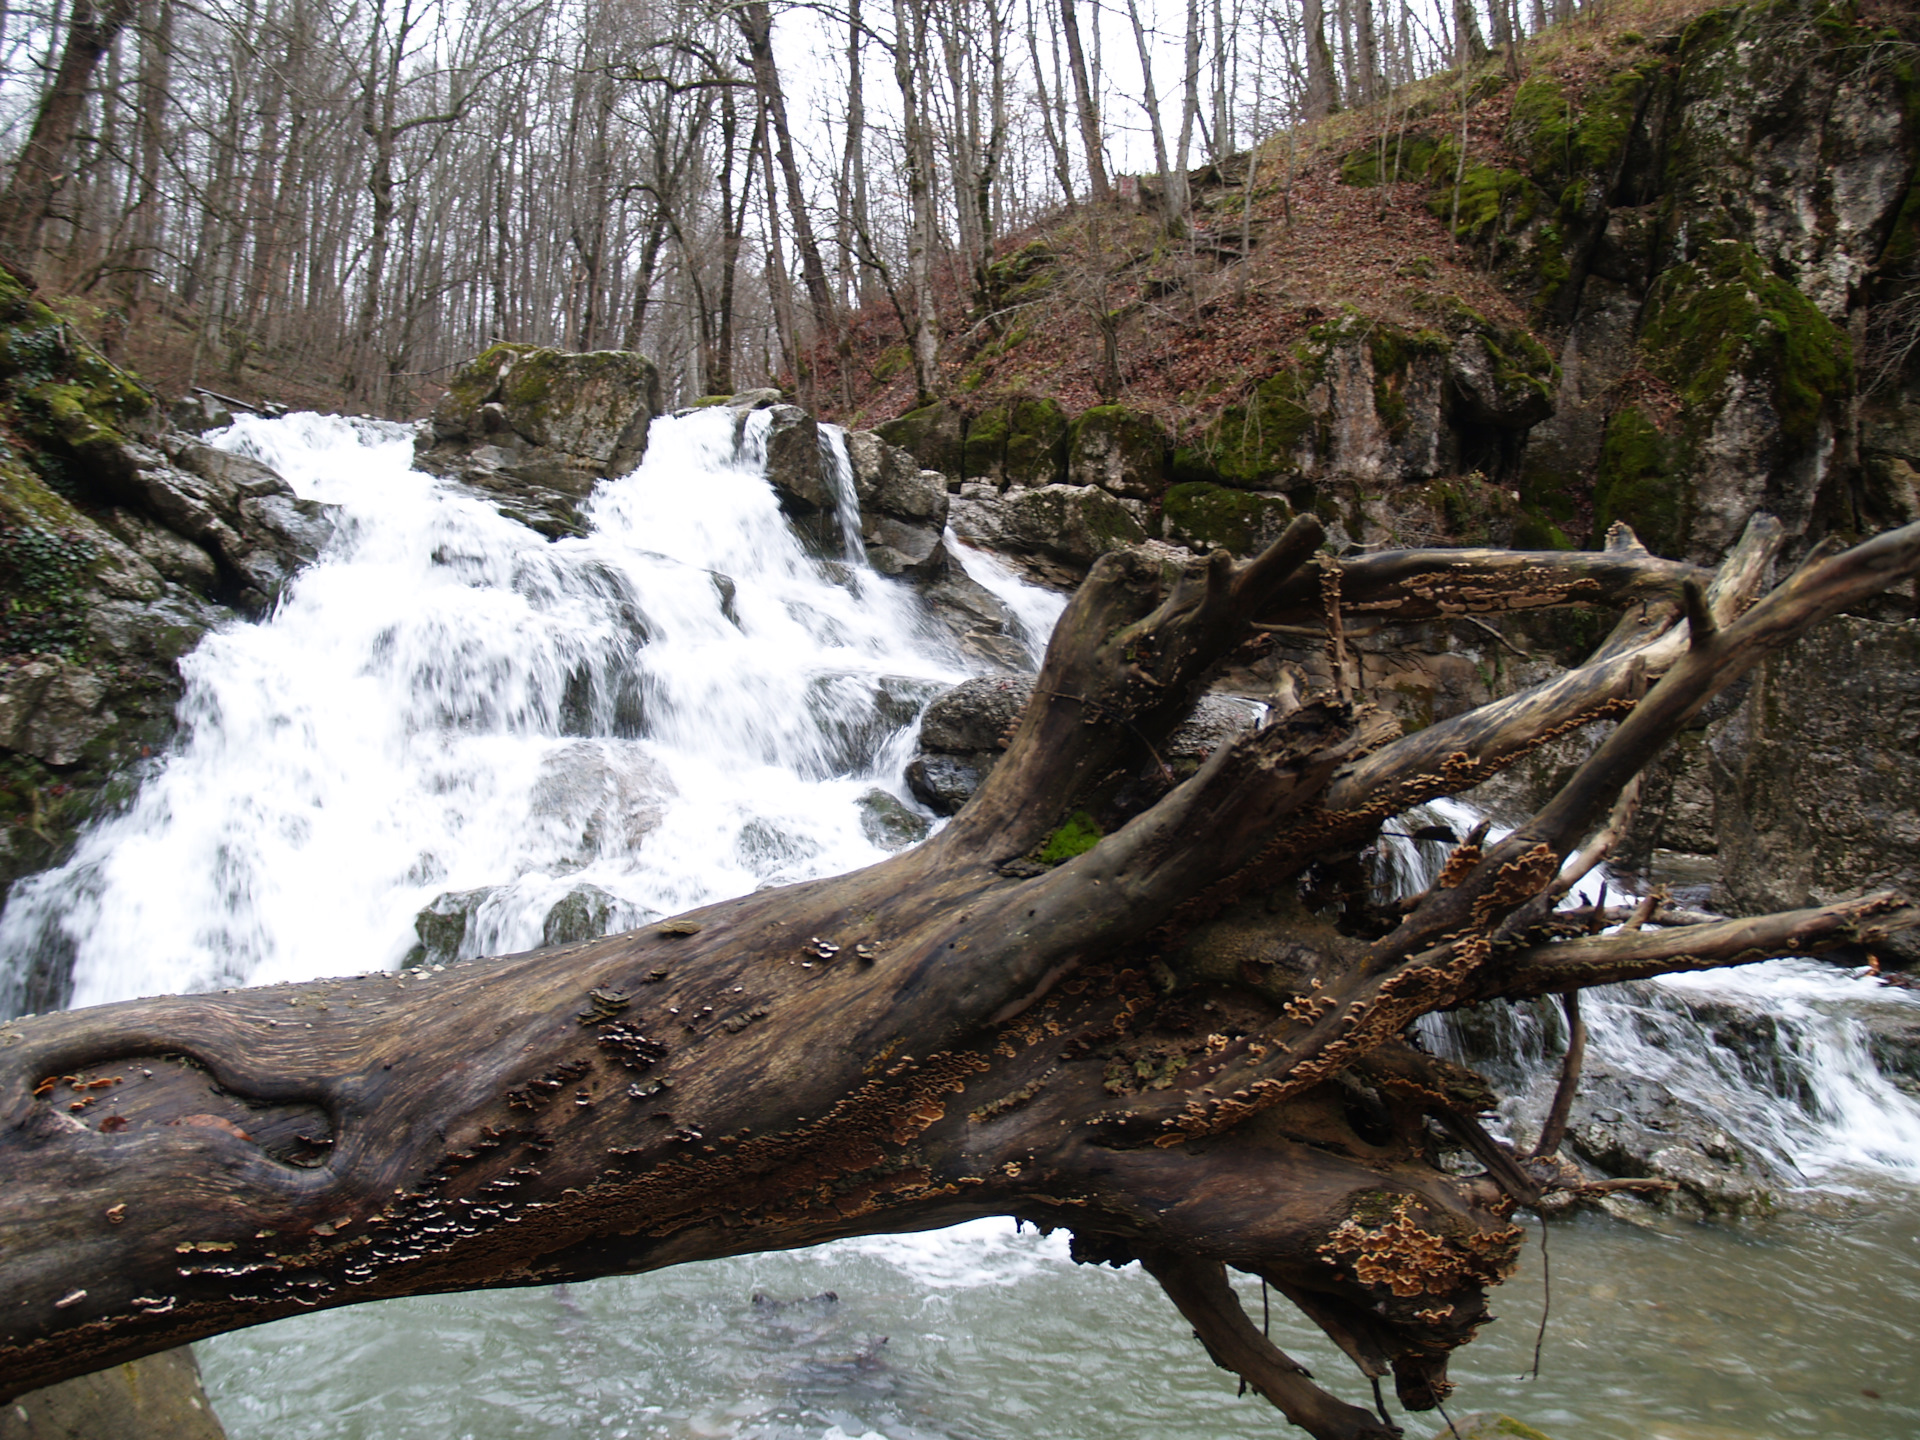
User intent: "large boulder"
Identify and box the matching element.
[1066,404,1169,500]
[841,428,950,581]
[949,483,1146,572]
[415,344,661,539]
[873,400,965,478]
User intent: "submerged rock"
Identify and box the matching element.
[526,740,675,864]
[856,788,932,851]
[541,883,634,947]
[404,887,497,968]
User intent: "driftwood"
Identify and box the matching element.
[3,514,1918,1440]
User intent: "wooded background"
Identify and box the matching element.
[0,0,1592,413]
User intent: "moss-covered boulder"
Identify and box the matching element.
[954,398,1069,489]
[428,343,658,477]
[1162,482,1295,556]
[1067,405,1169,500]
[417,344,662,538]
[954,483,1146,570]
[1173,362,1322,488]
[874,401,965,479]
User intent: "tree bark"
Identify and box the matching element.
[4,518,1919,1440]
[0,0,140,264]
[736,0,835,336]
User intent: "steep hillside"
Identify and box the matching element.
[821,0,1918,574]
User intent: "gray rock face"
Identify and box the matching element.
[0,661,114,766]
[415,344,661,539]
[949,483,1146,572]
[0,1346,226,1440]
[111,436,337,613]
[1710,616,1920,967]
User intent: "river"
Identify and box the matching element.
[4,410,1919,1439]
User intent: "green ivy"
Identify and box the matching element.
[0,523,96,658]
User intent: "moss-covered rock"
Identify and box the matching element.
[1162,482,1294,555]
[1002,398,1070,487]
[1067,404,1169,499]
[1174,361,1322,488]
[874,401,966,479]
[1640,239,1850,451]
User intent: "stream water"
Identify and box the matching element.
[5,411,1919,1439]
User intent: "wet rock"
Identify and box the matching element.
[950,483,1146,572]
[1067,404,1169,501]
[920,570,1026,671]
[0,660,115,766]
[803,673,946,778]
[1563,1067,1772,1217]
[905,753,989,815]
[526,740,674,864]
[762,404,832,515]
[1864,1013,1920,1096]
[0,1346,226,1440]
[842,429,926,512]
[863,509,948,581]
[405,887,496,968]
[541,883,630,947]
[919,676,1033,754]
[1439,1415,1558,1440]
[111,438,334,611]
[1710,616,1920,967]
[857,788,932,851]
[415,343,660,539]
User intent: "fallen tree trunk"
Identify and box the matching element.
[4,515,1918,1439]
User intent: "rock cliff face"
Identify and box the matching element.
[0,270,334,992]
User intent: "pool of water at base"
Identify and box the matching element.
[199,1173,1920,1440]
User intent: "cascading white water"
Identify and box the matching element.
[0,408,1011,1009]
[1381,800,1920,1190]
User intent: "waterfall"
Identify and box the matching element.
[0,408,993,1010]
[1381,800,1920,1190]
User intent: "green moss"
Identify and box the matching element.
[1003,398,1070,487]
[1592,407,1688,557]
[875,401,966,476]
[1640,239,1852,447]
[1163,481,1294,555]
[1429,159,1539,244]
[871,344,911,383]
[1037,810,1102,865]
[1182,363,1323,487]
[1367,323,1449,442]
[1339,133,1445,187]
[961,405,1010,480]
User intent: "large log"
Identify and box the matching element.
[4,517,1917,1440]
